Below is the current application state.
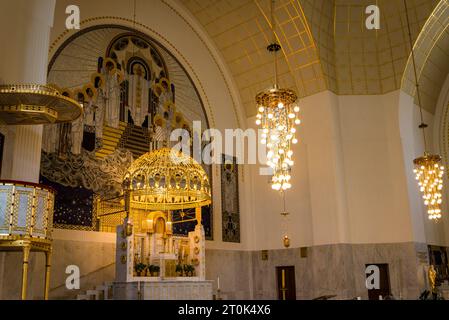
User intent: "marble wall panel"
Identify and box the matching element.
[0,241,432,300]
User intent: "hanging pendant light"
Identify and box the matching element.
[280,192,290,248]
[404,0,445,221]
[255,0,300,191]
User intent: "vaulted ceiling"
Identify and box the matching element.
[402,0,449,113]
[180,0,442,116]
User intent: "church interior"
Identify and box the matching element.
[1,0,449,301]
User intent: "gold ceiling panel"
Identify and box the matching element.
[332,0,438,96]
[181,0,324,116]
[181,0,440,116]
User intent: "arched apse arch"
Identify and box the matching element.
[398,0,449,246]
[49,0,253,250]
[401,0,449,115]
[49,0,247,131]
[400,0,449,170]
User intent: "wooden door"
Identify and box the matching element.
[366,263,391,300]
[0,133,4,176]
[276,266,296,300]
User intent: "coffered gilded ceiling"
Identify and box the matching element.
[180,0,325,116]
[180,0,441,115]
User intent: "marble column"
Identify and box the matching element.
[0,0,56,182]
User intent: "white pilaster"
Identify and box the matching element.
[0,0,56,183]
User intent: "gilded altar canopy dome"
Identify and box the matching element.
[123,148,211,210]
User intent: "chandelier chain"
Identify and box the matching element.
[404,0,427,152]
[270,0,279,87]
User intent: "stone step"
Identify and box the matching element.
[95,150,114,159]
[95,284,113,300]
[125,137,149,148]
[102,139,120,147]
[105,127,123,135]
[100,145,115,152]
[103,132,123,140]
[125,146,149,155]
[86,289,103,300]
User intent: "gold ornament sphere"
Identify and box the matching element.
[283,235,290,248]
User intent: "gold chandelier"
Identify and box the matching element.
[255,0,300,191]
[122,147,211,211]
[404,0,444,220]
[413,154,444,220]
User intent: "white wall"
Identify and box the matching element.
[339,91,414,244]
[249,89,449,250]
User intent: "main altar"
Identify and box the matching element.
[99,147,213,300]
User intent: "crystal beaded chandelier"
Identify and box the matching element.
[404,0,444,220]
[255,0,300,191]
[413,154,444,220]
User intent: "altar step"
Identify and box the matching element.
[120,124,150,158]
[76,282,114,300]
[95,122,127,160]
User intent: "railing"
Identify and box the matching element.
[96,195,126,233]
[0,180,54,240]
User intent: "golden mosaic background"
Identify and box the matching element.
[180,0,442,115]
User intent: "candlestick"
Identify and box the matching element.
[217,276,220,290]
[281,269,285,288]
[281,269,286,300]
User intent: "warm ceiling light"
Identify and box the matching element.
[255,0,300,191]
[413,154,444,220]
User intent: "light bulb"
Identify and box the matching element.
[292,138,298,144]
[278,102,284,109]
[295,119,301,125]
[272,183,281,191]
[255,119,261,125]
[294,106,300,112]
[259,106,264,112]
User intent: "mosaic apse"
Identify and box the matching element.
[42,26,212,237]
